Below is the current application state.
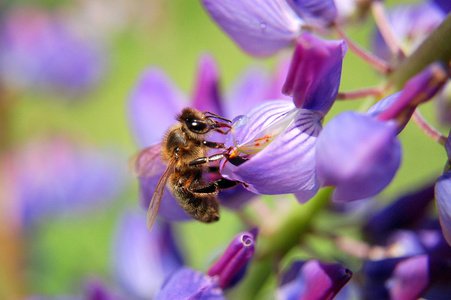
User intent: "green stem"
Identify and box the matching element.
[230,188,333,299]
[388,13,451,89]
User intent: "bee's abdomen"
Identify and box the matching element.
[169,172,220,223]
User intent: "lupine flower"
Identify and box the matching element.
[111,210,183,299]
[154,231,255,299]
[277,260,352,300]
[316,63,448,202]
[0,137,126,227]
[372,0,449,61]
[364,183,435,244]
[128,54,287,220]
[361,227,451,300]
[0,5,106,95]
[200,0,337,57]
[221,32,346,203]
[435,131,451,246]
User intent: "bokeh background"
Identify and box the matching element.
[0,0,445,298]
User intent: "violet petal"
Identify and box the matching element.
[112,211,184,299]
[16,137,126,227]
[191,54,223,115]
[435,171,451,246]
[291,0,337,26]
[282,32,346,113]
[316,111,401,202]
[376,63,448,125]
[128,68,186,147]
[278,260,352,300]
[388,255,429,300]
[364,183,435,244]
[155,267,225,300]
[201,0,303,57]
[223,100,321,200]
[0,6,105,93]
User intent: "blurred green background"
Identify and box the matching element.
[1,0,445,297]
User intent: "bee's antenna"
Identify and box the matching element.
[204,111,232,123]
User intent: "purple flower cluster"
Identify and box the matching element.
[123,0,451,298]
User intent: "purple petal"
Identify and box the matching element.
[112,211,184,299]
[388,255,429,300]
[225,66,272,118]
[218,185,257,210]
[376,63,448,125]
[201,0,303,57]
[291,0,337,25]
[435,171,451,246]
[278,260,352,300]
[362,258,404,300]
[222,100,321,201]
[0,6,105,94]
[316,112,401,202]
[155,267,225,300]
[282,32,346,113]
[13,137,126,226]
[191,54,224,115]
[128,68,186,147]
[207,232,255,289]
[364,183,435,244]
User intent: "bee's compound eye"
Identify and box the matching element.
[186,118,208,133]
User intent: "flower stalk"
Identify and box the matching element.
[388,13,451,89]
[229,188,332,299]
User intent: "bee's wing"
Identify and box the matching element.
[129,143,164,178]
[147,157,175,231]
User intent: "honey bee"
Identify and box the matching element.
[133,108,246,230]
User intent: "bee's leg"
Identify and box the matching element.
[206,166,220,173]
[189,179,219,194]
[189,153,226,166]
[202,140,226,149]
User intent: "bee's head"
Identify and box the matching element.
[178,108,213,136]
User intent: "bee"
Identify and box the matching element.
[133,108,247,230]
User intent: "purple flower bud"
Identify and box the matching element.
[376,63,448,128]
[278,260,352,300]
[155,267,225,300]
[316,111,401,202]
[282,32,346,113]
[207,231,255,289]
